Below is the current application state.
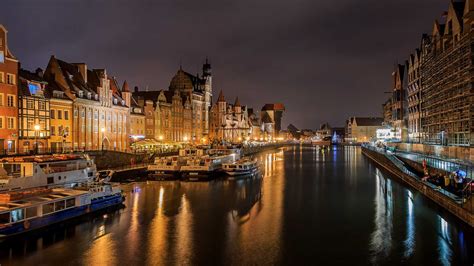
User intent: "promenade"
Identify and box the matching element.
[362,145,473,227]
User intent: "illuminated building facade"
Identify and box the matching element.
[18,69,50,153]
[0,24,19,154]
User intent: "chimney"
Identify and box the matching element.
[74,63,87,82]
[35,68,44,78]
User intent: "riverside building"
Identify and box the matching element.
[43,56,130,151]
[0,24,19,154]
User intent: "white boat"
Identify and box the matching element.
[0,154,97,192]
[0,183,124,238]
[180,148,241,181]
[223,158,259,177]
[147,149,205,180]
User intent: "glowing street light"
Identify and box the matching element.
[159,135,164,141]
[34,124,40,154]
[183,136,188,142]
[101,127,106,151]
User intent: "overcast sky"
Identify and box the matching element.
[3,0,449,129]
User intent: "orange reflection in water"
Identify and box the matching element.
[147,186,168,263]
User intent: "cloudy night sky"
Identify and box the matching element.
[3,0,448,129]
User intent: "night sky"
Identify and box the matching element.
[4,0,448,129]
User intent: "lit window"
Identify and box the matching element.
[0,72,4,83]
[0,51,4,63]
[26,99,34,109]
[7,95,14,107]
[7,117,15,129]
[6,74,15,85]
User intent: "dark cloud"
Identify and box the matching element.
[3,0,448,128]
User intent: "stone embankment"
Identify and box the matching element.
[242,143,284,156]
[362,146,473,227]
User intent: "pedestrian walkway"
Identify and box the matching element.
[395,151,473,179]
[363,145,466,204]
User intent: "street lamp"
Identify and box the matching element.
[159,135,164,141]
[101,127,106,151]
[34,124,40,154]
[183,136,188,142]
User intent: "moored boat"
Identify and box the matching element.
[147,149,204,180]
[223,158,260,179]
[180,148,241,181]
[0,154,96,192]
[0,183,124,238]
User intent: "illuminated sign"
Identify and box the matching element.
[376,129,394,140]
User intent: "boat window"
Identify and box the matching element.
[26,206,38,218]
[43,203,55,214]
[0,212,10,224]
[55,200,66,211]
[11,209,24,222]
[66,198,75,208]
[47,176,54,184]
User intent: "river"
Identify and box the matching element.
[0,146,472,265]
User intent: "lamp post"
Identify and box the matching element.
[101,127,106,151]
[34,124,40,154]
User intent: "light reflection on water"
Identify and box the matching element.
[0,146,471,265]
[370,169,393,263]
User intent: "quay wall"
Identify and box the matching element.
[361,147,473,227]
[90,151,179,170]
[242,144,284,156]
[387,142,474,162]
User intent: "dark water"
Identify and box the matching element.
[0,146,472,265]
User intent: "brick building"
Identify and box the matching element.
[0,25,19,154]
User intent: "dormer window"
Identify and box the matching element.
[122,100,125,105]
[78,91,83,98]
[95,94,99,100]
[114,98,118,105]
[87,92,92,99]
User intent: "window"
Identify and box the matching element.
[7,117,14,129]
[10,209,24,222]
[74,109,78,117]
[38,101,46,110]
[57,110,62,119]
[42,203,54,214]
[26,99,34,109]
[58,125,63,135]
[0,117,3,129]
[51,126,55,136]
[0,72,4,83]
[66,198,75,208]
[0,51,4,63]
[6,74,15,85]
[50,109,55,119]
[7,95,14,107]
[55,200,65,211]
[26,207,38,219]
[0,212,10,224]
[64,110,69,120]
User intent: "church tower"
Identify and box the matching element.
[203,58,212,136]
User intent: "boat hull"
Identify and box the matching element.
[226,167,259,177]
[148,171,180,181]
[181,171,221,182]
[0,193,124,238]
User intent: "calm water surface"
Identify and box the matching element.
[0,146,472,265]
